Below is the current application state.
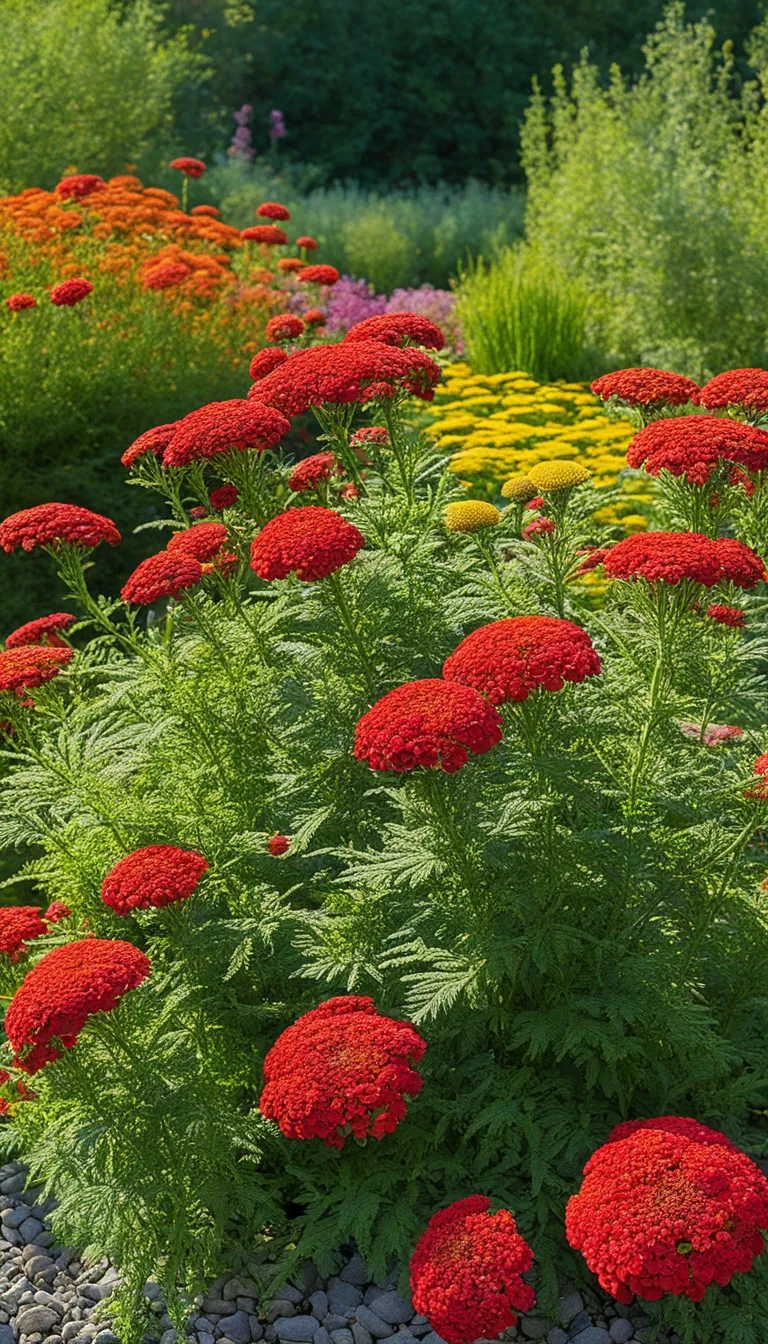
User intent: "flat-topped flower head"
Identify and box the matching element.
[50,278,93,306]
[591,368,701,408]
[121,550,203,604]
[706,604,746,628]
[56,174,105,200]
[527,459,591,491]
[566,1123,768,1303]
[410,1196,535,1344]
[0,645,73,694]
[344,313,445,350]
[256,201,290,220]
[268,835,290,856]
[250,506,364,582]
[608,1116,740,1151]
[208,484,239,511]
[5,938,150,1073]
[296,235,317,250]
[121,422,179,468]
[163,399,289,466]
[444,501,500,534]
[298,264,340,286]
[0,907,48,962]
[143,261,192,291]
[266,314,306,343]
[249,347,290,382]
[603,532,766,589]
[247,342,441,416]
[5,613,75,649]
[351,426,389,448]
[355,679,503,774]
[260,995,426,1148]
[167,522,228,563]
[5,293,37,311]
[241,224,287,245]
[102,845,209,915]
[169,157,206,178]
[698,369,768,414]
[0,503,120,553]
[501,474,538,503]
[44,902,70,924]
[443,616,601,704]
[626,416,768,484]
[745,754,768,801]
[288,452,338,493]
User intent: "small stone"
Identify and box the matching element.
[276,1286,305,1306]
[567,1314,591,1338]
[198,1336,215,1344]
[16,1306,59,1335]
[351,1327,371,1344]
[160,1331,177,1344]
[633,1333,651,1344]
[218,1314,252,1344]
[340,1256,368,1287]
[0,1327,13,1344]
[557,1297,583,1328]
[62,1326,82,1343]
[202,1297,231,1316]
[547,1331,568,1344]
[324,1318,350,1332]
[331,1333,354,1344]
[314,1331,332,1344]
[608,1325,632,1344]
[238,1299,257,1315]
[310,1292,329,1319]
[26,1255,55,1277]
[421,1335,447,1344]
[353,1308,393,1340]
[225,1278,259,1302]
[571,1332,611,1344]
[522,1321,552,1341]
[328,1284,363,1314]
[269,1302,296,1322]
[367,1295,411,1327]
[80,1283,111,1304]
[33,1292,62,1313]
[249,1318,264,1342]
[1,1226,21,1246]
[274,1318,319,1343]
[19,1217,44,1242]
[409,1322,430,1340]
[0,1172,26,1194]
[94,1334,120,1344]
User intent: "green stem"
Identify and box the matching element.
[326,572,376,698]
[382,399,413,504]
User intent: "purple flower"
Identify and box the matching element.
[229,104,255,161]
[324,276,387,333]
[270,109,286,141]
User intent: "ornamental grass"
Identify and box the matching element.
[1,329,768,1344]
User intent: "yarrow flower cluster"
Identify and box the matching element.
[706,604,746,628]
[591,368,701,407]
[256,201,290,221]
[565,1118,768,1303]
[288,452,339,493]
[527,460,591,491]
[679,722,743,746]
[249,347,290,382]
[5,612,75,648]
[0,645,73,694]
[49,278,93,307]
[344,313,446,350]
[522,517,556,538]
[443,617,601,704]
[603,532,766,589]
[501,474,539,503]
[121,422,179,468]
[44,901,70,924]
[296,235,317,250]
[163,399,290,466]
[268,835,290,856]
[350,426,389,448]
[247,342,441,417]
[167,522,228,563]
[101,845,209,914]
[5,293,37,311]
[698,369,768,414]
[250,506,364,582]
[5,938,151,1073]
[0,907,49,962]
[266,314,306,343]
[241,224,288,246]
[745,754,768,801]
[626,416,768,484]
[169,157,206,178]
[410,1196,535,1344]
[444,501,500,534]
[0,1070,34,1114]
[121,550,203,604]
[208,484,239,511]
[0,503,121,553]
[143,261,192,291]
[259,995,426,1148]
[56,174,105,200]
[355,679,503,774]
[298,265,340,286]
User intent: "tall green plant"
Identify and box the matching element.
[455,246,591,381]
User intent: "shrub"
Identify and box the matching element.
[1,337,768,1342]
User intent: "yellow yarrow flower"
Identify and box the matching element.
[501,473,539,502]
[444,500,501,533]
[528,459,591,491]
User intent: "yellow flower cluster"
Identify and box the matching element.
[444,500,500,533]
[425,365,652,532]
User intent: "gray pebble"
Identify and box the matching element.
[608,1325,632,1344]
[19,1217,44,1242]
[351,1327,371,1344]
[274,1318,319,1342]
[94,1334,120,1344]
[79,1283,111,1304]
[521,1321,552,1341]
[340,1255,368,1287]
[276,1286,305,1306]
[225,1277,259,1301]
[269,1302,296,1322]
[328,1283,363,1314]
[547,1331,568,1344]
[566,1313,591,1337]
[323,1317,349,1331]
[420,1334,447,1344]
[0,1172,26,1194]
[557,1295,583,1327]
[633,1333,652,1344]
[202,1298,231,1316]
[1,1226,22,1246]
[409,1322,430,1339]
[353,1308,393,1340]
[197,1337,215,1344]
[366,1295,410,1327]
[16,1306,60,1335]
[0,1327,13,1344]
[571,1332,611,1344]
[160,1330,177,1344]
[249,1320,264,1342]
[310,1292,329,1319]
[218,1314,252,1344]
[331,1333,354,1344]
[62,1325,82,1342]
[314,1331,332,1344]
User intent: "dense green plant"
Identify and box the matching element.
[0,0,206,193]
[454,245,594,381]
[1,362,768,1344]
[521,2,768,381]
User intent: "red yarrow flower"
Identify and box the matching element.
[443,616,601,705]
[167,522,228,563]
[260,994,426,1148]
[121,550,203,604]
[250,506,364,582]
[351,426,389,447]
[56,174,105,200]
[410,1195,535,1344]
[121,422,179,469]
[0,907,48,962]
[565,1123,768,1304]
[591,368,700,407]
[5,293,37,311]
[241,224,288,245]
[268,835,290,855]
[0,645,73,694]
[278,258,307,274]
[296,235,317,250]
[698,369,768,414]
[0,503,120,553]
[5,613,75,649]
[608,1116,740,1151]
[626,416,768,484]
[44,902,71,924]
[303,307,325,325]
[5,938,150,1073]
[143,262,192,291]
[208,484,239,511]
[706,604,746,627]
[355,679,503,774]
[603,532,766,589]
[298,264,340,286]
[102,845,209,915]
[344,313,446,351]
[679,722,743,746]
[190,204,220,218]
[0,1069,35,1114]
[266,314,306,343]
[288,452,339,493]
[575,547,610,576]
[522,517,555,538]
[250,347,290,382]
[50,278,93,307]
[163,399,289,467]
[256,201,291,220]
[524,496,545,511]
[247,341,441,417]
[169,157,206,178]
[745,754,768,801]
